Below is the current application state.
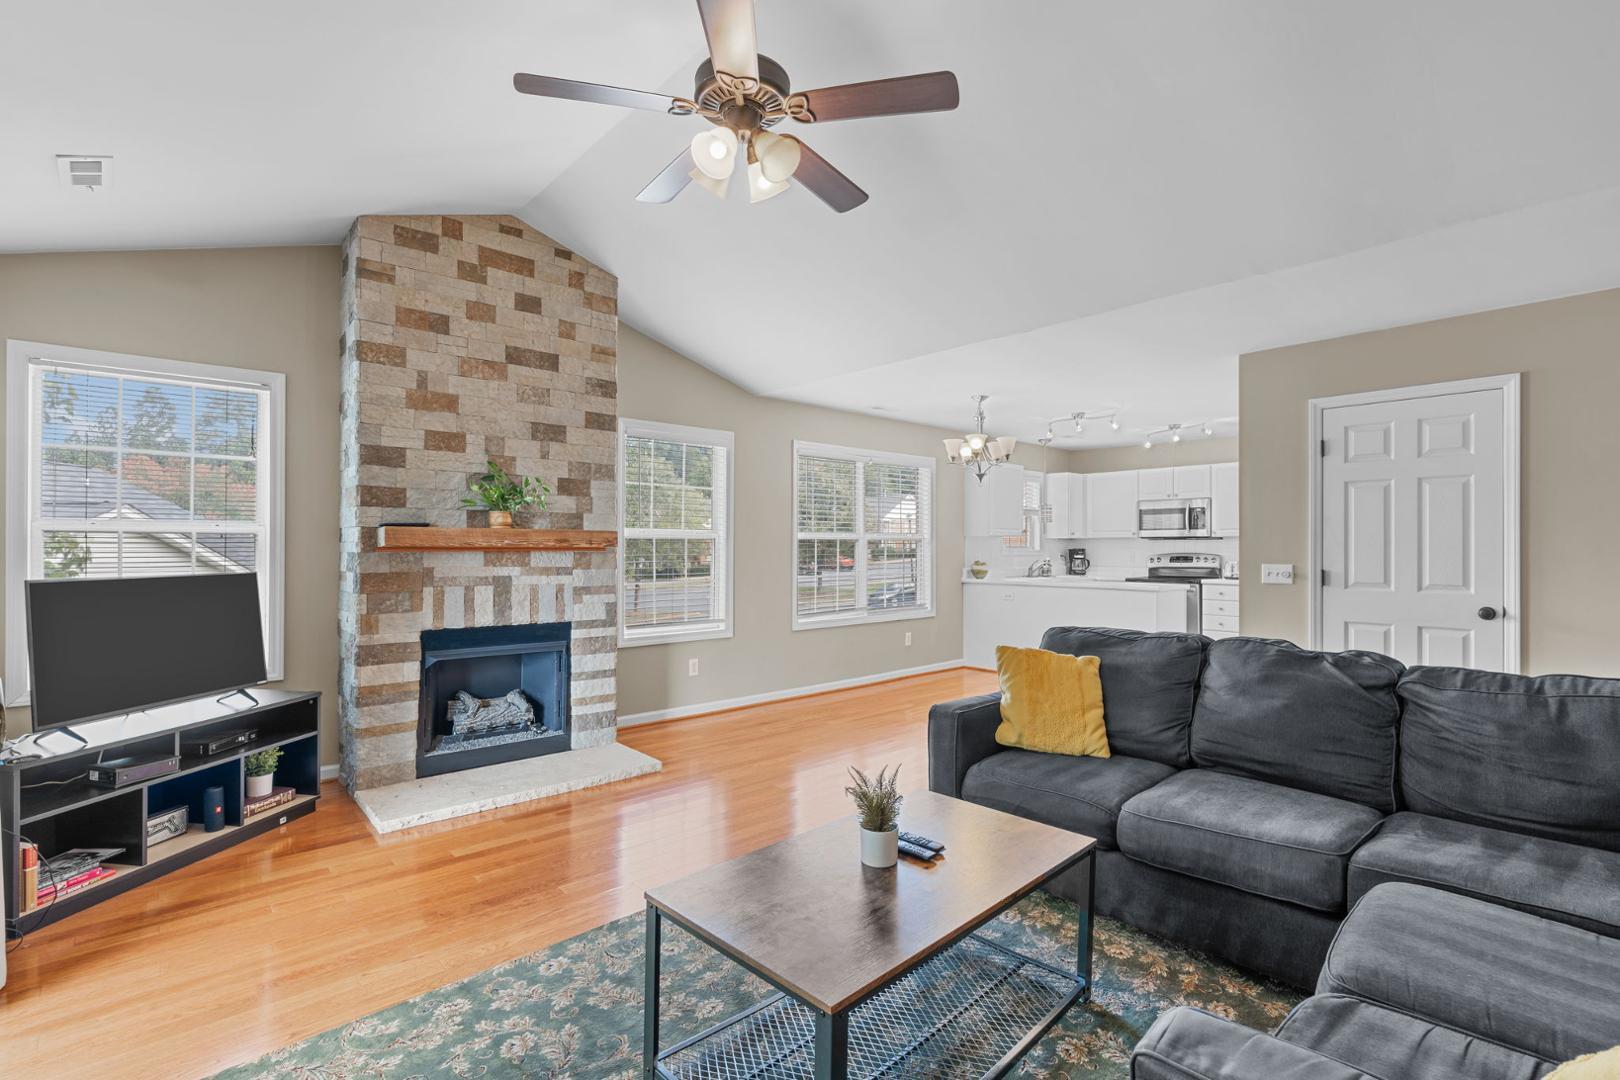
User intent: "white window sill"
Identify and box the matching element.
[618,625,734,648]
[792,606,936,632]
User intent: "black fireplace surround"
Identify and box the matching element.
[416,622,571,778]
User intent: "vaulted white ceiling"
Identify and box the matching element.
[6,1,1620,446]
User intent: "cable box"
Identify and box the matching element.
[86,755,181,789]
[181,729,258,757]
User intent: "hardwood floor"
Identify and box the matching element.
[0,668,997,1079]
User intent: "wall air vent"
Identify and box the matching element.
[56,155,113,190]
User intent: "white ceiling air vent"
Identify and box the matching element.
[56,155,113,191]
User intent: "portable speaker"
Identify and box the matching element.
[203,786,225,832]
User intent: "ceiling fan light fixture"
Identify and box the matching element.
[752,130,803,183]
[690,128,738,180]
[748,159,789,202]
[688,167,730,199]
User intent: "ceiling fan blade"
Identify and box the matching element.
[636,148,697,204]
[789,71,959,123]
[696,0,759,81]
[793,141,868,213]
[513,73,685,114]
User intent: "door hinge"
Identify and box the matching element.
[1322,568,1330,586]
[1320,439,1328,457]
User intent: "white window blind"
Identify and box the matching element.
[5,342,286,702]
[793,442,934,630]
[1002,473,1044,551]
[619,420,733,645]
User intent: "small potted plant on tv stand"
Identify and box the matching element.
[463,459,549,528]
[244,746,283,799]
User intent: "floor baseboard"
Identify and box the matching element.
[616,659,968,729]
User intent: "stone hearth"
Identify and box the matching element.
[338,214,621,792]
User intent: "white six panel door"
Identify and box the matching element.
[1319,387,1507,669]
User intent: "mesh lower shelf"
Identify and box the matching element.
[658,934,1079,1080]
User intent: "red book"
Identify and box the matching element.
[38,865,116,903]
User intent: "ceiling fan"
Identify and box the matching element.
[512,0,959,213]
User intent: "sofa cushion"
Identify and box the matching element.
[1398,667,1620,853]
[1189,637,1403,811]
[960,748,1175,849]
[1116,769,1384,911]
[1276,994,1553,1080]
[1347,812,1620,938]
[993,645,1110,757]
[1133,1007,1383,1080]
[1038,626,1206,768]
[1321,883,1620,1063]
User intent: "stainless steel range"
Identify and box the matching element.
[1125,553,1224,631]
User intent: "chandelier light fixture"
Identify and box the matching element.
[944,395,1017,483]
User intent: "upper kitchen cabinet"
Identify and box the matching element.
[964,464,1027,535]
[1212,461,1239,536]
[1081,469,1139,537]
[1138,465,1211,499]
[1045,473,1086,539]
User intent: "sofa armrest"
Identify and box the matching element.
[1131,1007,1381,1080]
[927,692,1002,798]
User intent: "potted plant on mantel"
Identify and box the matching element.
[244,746,283,799]
[846,765,903,868]
[463,459,550,528]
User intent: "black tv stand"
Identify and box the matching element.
[2,688,320,937]
[215,687,260,708]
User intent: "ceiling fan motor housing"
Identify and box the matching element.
[695,55,791,132]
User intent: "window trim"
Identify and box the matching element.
[5,340,286,707]
[616,418,735,648]
[790,440,936,632]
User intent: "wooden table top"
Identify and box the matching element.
[644,790,1095,1014]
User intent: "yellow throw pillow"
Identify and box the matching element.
[995,645,1110,758]
[1549,1046,1620,1079]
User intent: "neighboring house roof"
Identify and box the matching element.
[40,463,252,571]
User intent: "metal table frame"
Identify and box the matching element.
[644,848,1094,1080]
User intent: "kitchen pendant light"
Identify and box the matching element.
[944,395,1017,483]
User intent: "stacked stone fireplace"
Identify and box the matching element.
[338,214,619,791]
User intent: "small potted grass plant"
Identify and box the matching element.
[463,459,549,527]
[244,746,282,799]
[846,765,903,868]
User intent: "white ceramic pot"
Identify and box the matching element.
[246,772,273,798]
[860,827,899,868]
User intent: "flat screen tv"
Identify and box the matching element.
[26,573,268,729]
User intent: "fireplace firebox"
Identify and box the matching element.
[417,622,571,778]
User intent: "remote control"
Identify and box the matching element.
[897,839,939,861]
[899,832,945,852]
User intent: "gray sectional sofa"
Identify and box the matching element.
[927,627,1620,990]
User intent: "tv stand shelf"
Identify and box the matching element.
[2,689,321,937]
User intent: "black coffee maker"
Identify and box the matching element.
[1066,548,1090,575]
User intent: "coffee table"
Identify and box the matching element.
[643,790,1096,1079]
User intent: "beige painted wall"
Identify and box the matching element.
[0,246,344,761]
[616,325,978,718]
[1065,437,1239,473]
[1240,287,1620,675]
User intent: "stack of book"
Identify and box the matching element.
[20,844,124,913]
[245,785,297,820]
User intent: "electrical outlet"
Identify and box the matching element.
[688,658,700,677]
[1261,563,1295,585]
[904,631,912,647]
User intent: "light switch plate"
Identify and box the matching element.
[1261,563,1295,585]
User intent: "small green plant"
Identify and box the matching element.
[245,746,283,778]
[463,459,550,513]
[845,765,903,833]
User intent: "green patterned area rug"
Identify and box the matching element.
[213,892,1300,1079]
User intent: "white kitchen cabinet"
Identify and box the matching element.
[1081,470,1138,537]
[963,464,1027,536]
[1211,461,1239,536]
[1043,473,1086,539]
[1139,465,1210,499]
[963,581,1198,668]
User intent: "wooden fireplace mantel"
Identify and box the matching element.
[375,526,618,553]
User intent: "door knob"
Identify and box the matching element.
[1478,606,1498,621]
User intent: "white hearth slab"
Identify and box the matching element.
[353,743,661,834]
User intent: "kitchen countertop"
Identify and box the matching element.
[962,575,1194,592]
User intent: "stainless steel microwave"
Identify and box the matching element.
[1138,498,1213,539]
